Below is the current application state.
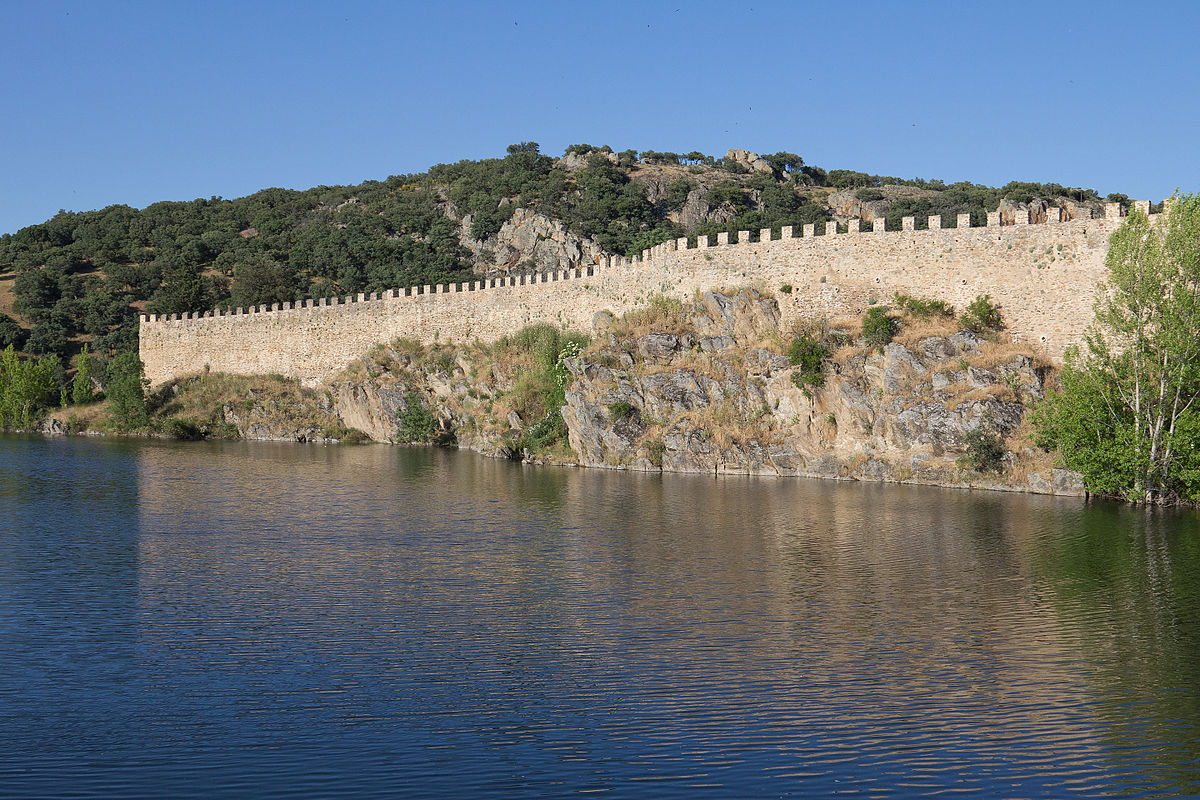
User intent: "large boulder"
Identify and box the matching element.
[690,288,780,341]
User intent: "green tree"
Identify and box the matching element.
[230,254,298,309]
[763,151,804,174]
[105,351,148,430]
[147,261,214,316]
[0,313,26,349]
[1033,196,1200,503]
[24,319,70,356]
[0,346,57,429]
[72,344,94,404]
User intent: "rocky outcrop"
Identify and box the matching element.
[725,148,777,176]
[331,381,410,442]
[828,185,941,223]
[461,207,607,275]
[557,150,619,171]
[320,289,1080,495]
[553,289,1079,493]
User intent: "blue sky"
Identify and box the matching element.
[2,0,1196,234]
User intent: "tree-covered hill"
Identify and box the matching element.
[0,141,1122,365]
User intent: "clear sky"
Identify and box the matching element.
[2,0,1196,235]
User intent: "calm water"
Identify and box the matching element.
[2,437,1199,799]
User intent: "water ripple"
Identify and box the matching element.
[2,437,1200,798]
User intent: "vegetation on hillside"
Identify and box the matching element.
[0,143,1119,368]
[0,143,1129,434]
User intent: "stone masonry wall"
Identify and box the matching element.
[139,202,1157,387]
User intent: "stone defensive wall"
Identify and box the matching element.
[140,200,1162,387]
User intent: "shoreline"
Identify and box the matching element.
[22,423,1087,499]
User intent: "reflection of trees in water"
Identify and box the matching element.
[1032,502,1200,790]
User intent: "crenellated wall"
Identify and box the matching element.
[139,201,1161,387]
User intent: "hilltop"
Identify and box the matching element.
[0,143,1125,367]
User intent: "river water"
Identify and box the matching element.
[1,436,1199,798]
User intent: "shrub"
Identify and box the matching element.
[520,410,568,454]
[779,284,793,294]
[162,417,204,440]
[494,326,586,455]
[646,438,666,467]
[787,334,830,395]
[323,426,369,444]
[959,428,1006,473]
[961,294,1004,333]
[608,400,634,420]
[395,391,437,443]
[861,307,897,350]
[893,293,954,319]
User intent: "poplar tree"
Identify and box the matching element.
[0,346,57,429]
[1034,195,1200,503]
[71,344,94,404]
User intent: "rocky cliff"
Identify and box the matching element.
[458,207,609,276]
[107,287,1078,495]
[317,288,1081,496]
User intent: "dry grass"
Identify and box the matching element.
[940,382,1017,410]
[638,350,727,381]
[893,315,963,347]
[153,372,338,434]
[45,402,109,433]
[961,336,1048,369]
[839,453,869,477]
[674,400,773,451]
[830,344,867,364]
[704,282,775,300]
[1002,414,1059,484]
[0,273,22,324]
[828,314,863,333]
[610,294,693,338]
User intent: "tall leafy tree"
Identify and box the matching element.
[147,261,214,316]
[72,344,95,404]
[0,313,26,349]
[0,346,57,429]
[1034,195,1200,503]
[105,351,148,430]
[231,254,298,309]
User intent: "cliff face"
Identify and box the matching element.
[120,287,1080,495]
[321,289,1082,496]
[557,290,1078,493]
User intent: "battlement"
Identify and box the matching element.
[140,201,1162,387]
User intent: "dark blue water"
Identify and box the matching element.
[2,436,1199,798]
